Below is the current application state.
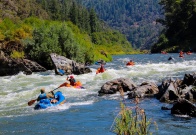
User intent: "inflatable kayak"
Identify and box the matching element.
[59,81,85,89]
[126,62,135,66]
[34,91,66,110]
[96,68,106,74]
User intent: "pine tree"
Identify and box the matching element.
[89,8,98,33]
[69,2,78,25]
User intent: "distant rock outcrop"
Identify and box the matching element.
[0,51,46,76]
[50,53,92,75]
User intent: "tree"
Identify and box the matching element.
[89,8,98,33]
[69,2,78,25]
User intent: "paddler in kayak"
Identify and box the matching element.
[179,51,184,58]
[67,75,76,86]
[96,64,106,74]
[37,88,55,101]
[59,76,84,89]
[126,60,135,66]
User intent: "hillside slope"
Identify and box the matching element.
[77,0,164,49]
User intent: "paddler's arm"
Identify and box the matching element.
[59,83,67,88]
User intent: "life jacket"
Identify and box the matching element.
[37,93,47,101]
[69,78,76,86]
[96,67,105,74]
[179,53,184,57]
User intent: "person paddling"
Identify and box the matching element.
[67,76,76,86]
[58,76,84,89]
[37,88,55,101]
[179,51,184,58]
[96,64,105,74]
[126,60,135,66]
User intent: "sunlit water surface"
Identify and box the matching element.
[0,54,196,135]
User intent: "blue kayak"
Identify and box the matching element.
[34,91,66,110]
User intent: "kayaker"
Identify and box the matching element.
[67,75,76,86]
[58,68,65,75]
[50,98,66,105]
[179,51,184,58]
[37,88,54,101]
[52,91,66,105]
[126,60,135,66]
[168,56,174,61]
[99,64,105,73]
[96,64,105,74]
[58,76,84,89]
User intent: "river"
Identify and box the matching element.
[0,53,196,135]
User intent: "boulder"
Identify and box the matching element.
[128,82,159,99]
[50,53,92,75]
[159,81,180,102]
[0,51,46,76]
[184,86,196,102]
[181,73,196,86]
[171,99,196,117]
[156,78,182,100]
[156,73,196,103]
[98,78,137,96]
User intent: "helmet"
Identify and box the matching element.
[70,76,74,78]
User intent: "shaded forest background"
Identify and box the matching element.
[151,0,196,53]
[77,0,164,50]
[78,0,196,52]
[0,0,195,70]
[0,0,138,69]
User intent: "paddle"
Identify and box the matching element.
[27,87,59,106]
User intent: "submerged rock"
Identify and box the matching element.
[171,99,196,117]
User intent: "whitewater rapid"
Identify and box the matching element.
[0,53,195,118]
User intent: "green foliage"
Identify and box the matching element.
[0,31,5,41]
[91,30,136,55]
[151,34,168,53]
[0,0,138,68]
[23,19,98,68]
[151,0,196,52]
[0,0,49,21]
[112,96,158,135]
[10,50,24,58]
[0,18,16,40]
[0,18,32,41]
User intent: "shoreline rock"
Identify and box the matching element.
[0,51,46,76]
[50,53,92,75]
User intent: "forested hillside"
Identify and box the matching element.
[77,0,164,49]
[0,0,137,69]
[151,0,196,53]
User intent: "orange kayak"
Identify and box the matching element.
[59,81,84,89]
[96,68,105,74]
[126,62,135,66]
